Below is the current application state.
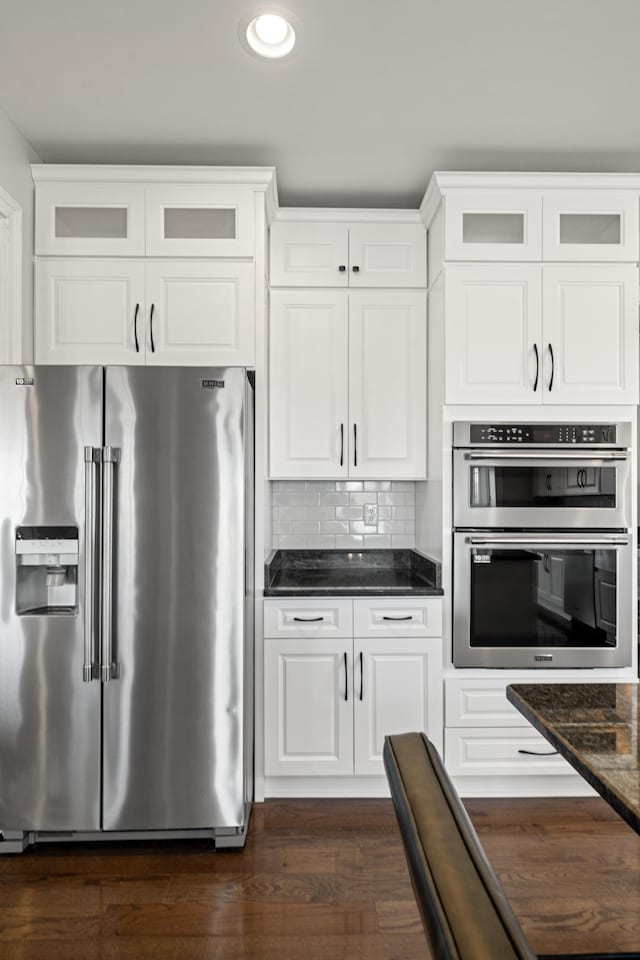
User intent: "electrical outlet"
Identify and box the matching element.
[364,503,378,525]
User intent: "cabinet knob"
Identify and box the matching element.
[352,265,360,273]
[338,265,346,272]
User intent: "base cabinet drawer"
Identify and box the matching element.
[444,727,574,777]
[445,677,530,728]
[264,598,353,639]
[353,598,442,638]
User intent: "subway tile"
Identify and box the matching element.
[279,506,307,521]
[336,506,364,521]
[305,480,336,492]
[391,534,415,548]
[363,535,392,548]
[305,506,336,521]
[272,507,280,521]
[377,506,392,520]
[320,492,350,507]
[378,520,406,534]
[273,493,295,506]
[349,520,378,535]
[378,493,405,506]
[335,535,364,548]
[306,535,337,549]
[320,520,350,535]
[278,535,309,549]
[349,492,378,505]
[392,482,416,492]
[336,481,363,492]
[364,481,392,492]
[272,521,293,536]
[392,506,415,521]
[291,494,321,507]
[290,521,321,535]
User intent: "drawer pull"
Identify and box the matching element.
[293,616,325,622]
[518,748,559,756]
[344,652,348,702]
[383,615,413,621]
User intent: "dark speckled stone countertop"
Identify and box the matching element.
[508,683,640,835]
[264,549,443,597]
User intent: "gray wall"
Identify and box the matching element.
[0,106,41,361]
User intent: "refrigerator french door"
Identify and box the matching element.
[0,366,253,847]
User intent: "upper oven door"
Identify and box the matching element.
[453,449,630,529]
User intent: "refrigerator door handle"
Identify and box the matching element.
[83,447,99,682]
[100,446,120,683]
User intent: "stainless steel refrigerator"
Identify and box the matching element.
[0,366,254,852]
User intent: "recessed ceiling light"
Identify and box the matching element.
[246,13,296,58]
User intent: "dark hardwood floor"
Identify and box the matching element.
[0,797,639,959]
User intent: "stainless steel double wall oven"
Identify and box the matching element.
[453,422,632,669]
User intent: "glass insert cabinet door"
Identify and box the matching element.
[144,184,255,257]
[452,452,630,529]
[542,191,639,261]
[35,182,146,255]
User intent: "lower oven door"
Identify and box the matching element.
[453,449,630,529]
[453,531,632,669]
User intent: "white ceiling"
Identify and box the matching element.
[1,0,639,207]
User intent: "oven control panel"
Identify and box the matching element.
[466,423,618,445]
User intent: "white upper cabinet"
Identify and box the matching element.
[444,191,543,261]
[144,183,255,257]
[445,264,543,404]
[270,220,426,287]
[269,289,426,479]
[269,290,349,478]
[35,182,146,257]
[542,264,638,405]
[444,262,639,405]
[542,191,639,261]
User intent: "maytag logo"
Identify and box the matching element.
[535,654,553,662]
[15,377,34,386]
[201,379,224,389]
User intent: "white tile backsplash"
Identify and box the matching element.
[271,481,416,550]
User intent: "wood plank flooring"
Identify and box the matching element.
[0,797,639,959]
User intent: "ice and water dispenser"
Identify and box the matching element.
[15,526,79,615]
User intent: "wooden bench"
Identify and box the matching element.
[383,732,640,960]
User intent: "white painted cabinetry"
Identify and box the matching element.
[444,262,638,405]
[269,289,426,478]
[264,597,443,784]
[270,220,426,288]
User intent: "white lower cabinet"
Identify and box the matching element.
[264,598,443,783]
[444,727,570,778]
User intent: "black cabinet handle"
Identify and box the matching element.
[150,304,156,353]
[359,651,364,701]
[133,303,140,353]
[533,343,539,392]
[353,424,357,467]
[518,748,559,756]
[352,265,360,273]
[383,615,413,621]
[546,473,551,492]
[344,652,348,702]
[340,423,344,467]
[338,265,346,272]
[548,342,554,391]
[293,616,324,622]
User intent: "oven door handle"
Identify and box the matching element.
[463,451,627,462]
[469,536,629,546]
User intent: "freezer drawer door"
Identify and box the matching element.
[102,367,248,831]
[0,365,103,831]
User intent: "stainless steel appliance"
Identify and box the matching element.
[0,366,254,853]
[452,421,633,669]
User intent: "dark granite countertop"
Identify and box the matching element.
[264,549,443,597]
[508,683,640,835]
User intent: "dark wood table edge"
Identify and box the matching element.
[506,683,640,836]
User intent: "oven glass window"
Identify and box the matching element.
[468,465,616,509]
[470,547,617,649]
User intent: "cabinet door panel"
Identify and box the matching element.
[270,222,349,287]
[542,264,638,404]
[145,261,254,365]
[348,223,426,287]
[265,638,353,776]
[35,182,146,256]
[348,291,426,478]
[445,264,542,404]
[354,638,442,775]
[35,260,146,364]
[269,290,349,478]
[145,184,255,257]
[543,191,639,261]
[444,191,542,261]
